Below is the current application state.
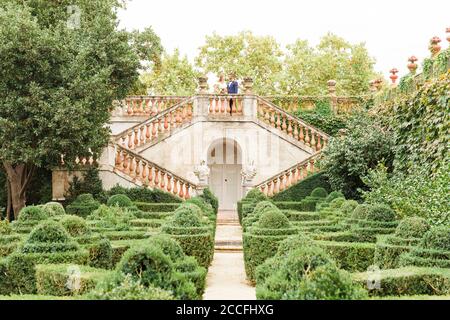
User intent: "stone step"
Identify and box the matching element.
[214,246,243,251]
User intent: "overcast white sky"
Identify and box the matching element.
[118,0,449,79]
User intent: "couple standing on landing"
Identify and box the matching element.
[214,73,239,115]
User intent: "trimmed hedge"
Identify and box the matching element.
[271,172,331,202]
[134,202,180,213]
[18,206,48,222]
[66,194,101,218]
[353,267,450,297]
[35,264,112,296]
[107,185,182,203]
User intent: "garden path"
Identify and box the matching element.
[203,210,256,300]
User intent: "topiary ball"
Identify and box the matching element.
[147,234,185,262]
[395,217,430,239]
[60,215,90,237]
[280,246,333,281]
[26,221,71,244]
[256,209,291,229]
[340,200,359,216]
[117,245,174,289]
[76,194,96,203]
[326,191,345,203]
[185,197,214,216]
[310,187,328,198]
[419,226,450,251]
[171,207,203,227]
[365,204,396,222]
[19,206,48,222]
[245,189,268,202]
[329,198,346,210]
[252,201,277,218]
[0,220,12,235]
[350,204,371,220]
[107,194,133,208]
[177,203,204,218]
[43,202,65,217]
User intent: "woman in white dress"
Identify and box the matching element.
[214,73,227,94]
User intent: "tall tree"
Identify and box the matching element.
[0,0,139,218]
[195,31,284,95]
[141,49,200,95]
[281,33,379,96]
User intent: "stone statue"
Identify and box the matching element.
[241,160,257,184]
[194,160,210,186]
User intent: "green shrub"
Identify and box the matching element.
[340,200,359,216]
[419,226,450,252]
[87,205,135,229]
[328,197,346,210]
[116,245,197,299]
[292,264,368,300]
[107,194,134,208]
[199,188,219,214]
[42,202,65,217]
[107,185,182,203]
[60,215,90,237]
[86,273,174,300]
[271,172,331,202]
[66,193,101,218]
[35,264,112,296]
[256,210,291,229]
[18,206,48,222]
[353,267,450,297]
[310,187,328,198]
[65,168,106,203]
[0,220,12,235]
[245,189,268,201]
[395,217,430,239]
[185,197,215,217]
[146,234,185,262]
[365,204,396,222]
[256,245,333,299]
[134,202,180,212]
[351,204,371,220]
[326,191,345,203]
[87,238,113,269]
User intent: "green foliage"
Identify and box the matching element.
[395,218,430,239]
[66,193,101,218]
[294,100,348,136]
[365,204,396,222]
[146,234,185,263]
[128,27,163,70]
[199,188,219,215]
[60,215,89,237]
[245,189,268,202]
[0,220,12,235]
[320,114,395,199]
[87,205,135,230]
[271,172,331,202]
[363,164,450,226]
[107,185,182,203]
[86,273,174,300]
[87,238,113,269]
[340,200,359,216]
[35,264,111,296]
[294,264,368,300]
[107,194,133,208]
[168,206,203,228]
[256,210,291,229]
[141,49,200,95]
[351,204,371,220]
[280,33,378,96]
[18,206,48,222]
[326,191,345,203]
[419,226,450,252]
[42,202,65,217]
[310,187,328,198]
[134,202,180,213]
[66,168,106,204]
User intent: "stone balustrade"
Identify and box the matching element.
[114,145,197,199]
[207,94,244,115]
[114,98,194,150]
[256,97,329,151]
[255,154,320,197]
[112,96,189,117]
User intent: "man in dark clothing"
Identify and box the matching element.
[227,73,238,115]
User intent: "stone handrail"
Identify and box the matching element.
[112,96,190,117]
[255,153,321,197]
[114,97,194,150]
[206,94,244,115]
[114,144,197,199]
[263,95,365,114]
[256,96,330,152]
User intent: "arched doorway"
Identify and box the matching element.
[207,138,242,210]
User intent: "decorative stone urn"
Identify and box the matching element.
[243,77,254,94]
[389,68,399,85]
[327,80,337,95]
[407,56,418,74]
[193,160,210,186]
[198,77,208,94]
[429,37,441,57]
[241,160,257,184]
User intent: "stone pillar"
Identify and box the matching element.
[52,168,69,201]
[241,161,257,196]
[242,77,257,120]
[193,76,209,120]
[327,80,337,114]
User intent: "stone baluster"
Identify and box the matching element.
[287,120,293,137]
[185,184,190,199]
[178,182,184,198]
[310,131,316,151]
[160,171,165,189]
[285,172,291,188]
[260,185,267,196]
[299,125,305,143]
[154,168,160,186]
[304,127,310,146]
[429,36,441,57]
[134,159,141,180]
[127,131,133,149]
[279,175,285,192]
[133,129,139,148]
[141,162,147,184]
[173,178,178,195]
[276,113,281,129]
[167,175,172,192]
[273,178,279,194]
[147,165,154,186]
[267,182,273,197]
